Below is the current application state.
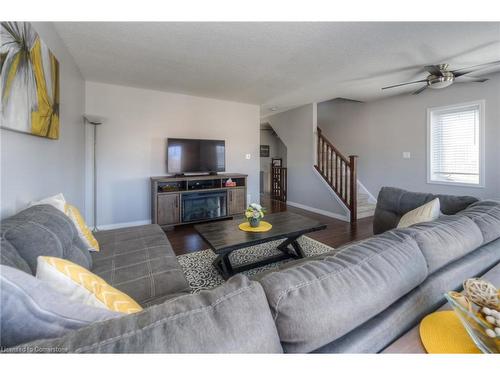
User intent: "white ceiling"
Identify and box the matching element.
[53,22,500,117]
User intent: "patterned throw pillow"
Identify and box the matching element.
[65,203,100,252]
[0,265,122,348]
[36,256,142,314]
[397,198,441,228]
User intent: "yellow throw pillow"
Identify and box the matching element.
[397,198,441,228]
[65,203,100,252]
[36,256,142,314]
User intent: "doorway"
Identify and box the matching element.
[260,122,287,201]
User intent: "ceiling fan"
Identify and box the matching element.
[382,60,500,95]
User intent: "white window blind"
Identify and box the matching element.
[429,102,483,186]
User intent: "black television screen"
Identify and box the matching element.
[167,138,225,174]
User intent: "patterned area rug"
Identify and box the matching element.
[177,236,335,293]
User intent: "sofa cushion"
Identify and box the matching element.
[396,215,484,274]
[0,238,31,274]
[92,225,190,306]
[314,238,500,353]
[374,186,478,234]
[457,200,500,245]
[258,231,428,353]
[0,205,92,274]
[14,275,283,353]
[0,265,122,348]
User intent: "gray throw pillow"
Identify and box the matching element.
[0,204,92,274]
[0,265,123,348]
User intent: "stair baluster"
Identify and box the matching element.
[314,128,358,223]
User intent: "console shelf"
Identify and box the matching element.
[151,173,247,228]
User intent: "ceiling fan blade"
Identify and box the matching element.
[412,85,428,95]
[456,75,489,83]
[381,79,427,90]
[424,65,443,76]
[451,60,500,77]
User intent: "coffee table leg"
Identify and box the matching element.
[291,238,306,258]
[213,253,234,280]
[214,236,306,280]
[277,235,306,259]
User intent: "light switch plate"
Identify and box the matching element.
[245,154,251,160]
[403,152,411,159]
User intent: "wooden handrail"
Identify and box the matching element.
[315,127,358,223]
[317,128,350,164]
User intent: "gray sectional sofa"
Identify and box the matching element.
[1,187,499,353]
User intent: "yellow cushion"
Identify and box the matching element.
[36,256,142,314]
[65,203,99,252]
[397,198,441,228]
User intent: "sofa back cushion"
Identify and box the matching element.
[395,215,484,274]
[374,186,478,234]
[0,238,31,274]
[14,275,283,353]
[0,265,122,348]
[0,205,91,274]
[457,200,500,245]
[257,231,428,353]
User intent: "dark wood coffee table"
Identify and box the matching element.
[194,211,326,279]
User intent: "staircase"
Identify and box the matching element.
[315,128,376,222]
[357,191,377,219]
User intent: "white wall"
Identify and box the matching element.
[318,75,500,200]
[266,104,347,219]
[85,81,260,227]
[1,22,86,219]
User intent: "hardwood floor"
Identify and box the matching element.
[165,195,374,256]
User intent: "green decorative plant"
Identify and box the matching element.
[245,203,266,227]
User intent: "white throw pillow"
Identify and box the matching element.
[397,198,441,228]
[36,256,142,314]
[28,193,66,213]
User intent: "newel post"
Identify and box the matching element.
[316,128,321,167]
[349,155,358,223]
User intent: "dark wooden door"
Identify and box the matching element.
[228,188,246,215]
[157,194,180,225]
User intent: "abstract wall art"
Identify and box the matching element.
[1,22,60,139]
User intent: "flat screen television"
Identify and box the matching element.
[167,138,225,174]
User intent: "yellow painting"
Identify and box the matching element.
[0,22,60,139]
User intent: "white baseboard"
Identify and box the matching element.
[287,201,349,222]
[97,219,152,231]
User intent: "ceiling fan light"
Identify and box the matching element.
[428,75,454,89]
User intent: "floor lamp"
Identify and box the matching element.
[84,114,104,232]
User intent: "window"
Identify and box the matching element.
[427,101,484,187]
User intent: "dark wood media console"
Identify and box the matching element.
[151,173,247,229]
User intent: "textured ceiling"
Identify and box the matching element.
[53,22,500,117]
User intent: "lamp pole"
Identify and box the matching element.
[92,123,98,232]
[83,115,104,232]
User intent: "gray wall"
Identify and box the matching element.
[266,104,346,218]
[318,75,500,200]
[85,81,260,228]
[260,129,287,193]
[1,22,86,219]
